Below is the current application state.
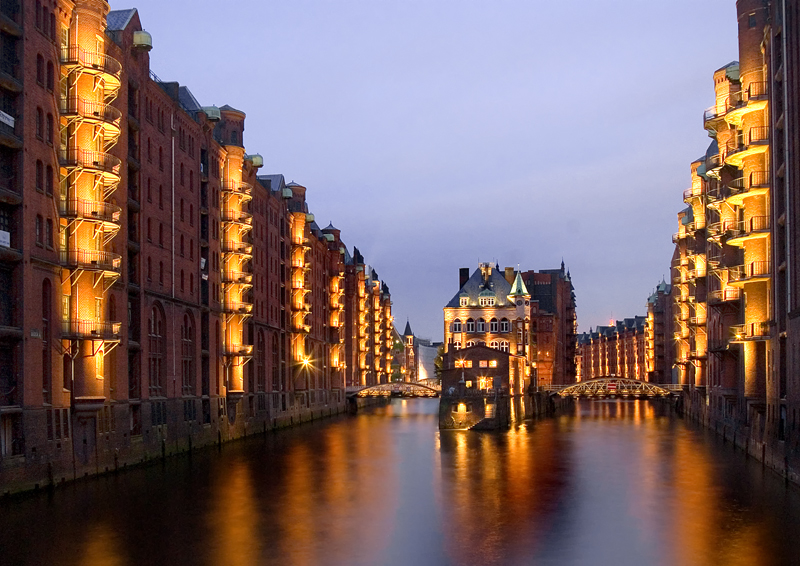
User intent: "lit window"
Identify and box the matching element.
[479,360,488,368]
[453,341,461,350]
[490,340,499,349]
[464,361,472,368]
[460,297,468,307]
[489,360,498,368]
[500,342,509,353]
[466,381,473,388]
[479,297,495,307]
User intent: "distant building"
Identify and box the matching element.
[577,317,647,380]
[645,280,674,383]
[393,320,441,382]
[443,262,577,388]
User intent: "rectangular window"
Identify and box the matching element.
[479,360,488,368]
[46,219,53,249]
[35,215,43,245]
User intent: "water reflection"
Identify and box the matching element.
[0,399,799,566]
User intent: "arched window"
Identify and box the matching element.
[466,340,476,348]
[466,318,475,333]
[159,261,164,285]
[36,108,43,139]
[500,341,510,353]
[452,319,461,333]
[453,341,461,350]
[257,331,266,393]
[181,312,194,395]
[42,279,51,404]
[46,61,54,91]
[148,304,165,396]
[180,234,184,256]
[46,113,53,144]
[500,318,510,333]
[189,204,194,226]
[180,163,184,185]
[490,318,498,333]
[476,318,485,332]
[36,54,44,84]
[271,334,279,391]
[45,165,53,196]
[35,160,43,192]
[490,340,499,350]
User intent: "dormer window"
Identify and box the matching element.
[480,297,495,306]
[460,297,468,307]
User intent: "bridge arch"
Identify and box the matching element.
[553,377,674,398]
[347,382,441,398]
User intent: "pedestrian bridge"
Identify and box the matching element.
[544,378,679,398]
[346,382,441,398]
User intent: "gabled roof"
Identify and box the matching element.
[107,9,137,31]
[219,104,245,115]
[445,265,513,309]
[257,174,286,193]
[403,321,413,337]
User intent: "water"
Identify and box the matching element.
[2,398,800,566]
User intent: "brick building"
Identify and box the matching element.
[645,279,674,383]
[0,2,393,491]
[670,0,800,479]
[443,262,577,389]
[577,317,647,381]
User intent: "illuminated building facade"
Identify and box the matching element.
[673,0,800,480]
[342,248,393,388]
[576,317,647,381]
[443,262,577,389]
[645,279,674,383]
[0,3,393,491]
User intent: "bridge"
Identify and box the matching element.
[346,382,441,398]
[544,378,679,398]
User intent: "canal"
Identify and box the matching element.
[2,398,800,566]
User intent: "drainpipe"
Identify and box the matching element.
[171,111,176,395]
[780,0,792,309]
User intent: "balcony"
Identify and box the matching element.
[292,322,311,334]
[729,321,771,342]
[59,46,121,97]
[59,97,122,137]
[721,171,770,206]
[683,187,704,202]
[728,261,771,285]
[708,288,741,305]
[221,181,252,201]
[59,148,121,182]
[724,127,770,167]
[726,215,770,247]
[222,301,253,315]
[724,81,769,125]
[221,208,253,226]
[60,249,121,273]
[62,319,121,341]
[221,271,253,285]
[59,198,121,229]
[221,240,253,257]
[223,344,253,357]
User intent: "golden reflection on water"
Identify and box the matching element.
[5,398,800,566]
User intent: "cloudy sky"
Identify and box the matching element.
[115,0,738,340]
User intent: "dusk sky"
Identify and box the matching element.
[115,0,739,341]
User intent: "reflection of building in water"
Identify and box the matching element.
[439,344,527,429]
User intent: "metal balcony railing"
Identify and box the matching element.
[222,302,253,315]
[223,344,253,357]
[748,126,770,144]
[59,148,121,176]
[730,322,771,341]
[60,97,122,128]
[220,240,253,255]
[60,249,121,272]
[60,46,122,80]
[708,288,741,303]
[727,215,770,239]
[221,208,253,224]
[221,271,253,284]
[59,198,121,224]
[729,261,771,282]
[62,319,121,340]
[221,181,252,199]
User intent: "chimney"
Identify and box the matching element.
[504,267,515,285]
[459,268,470,288]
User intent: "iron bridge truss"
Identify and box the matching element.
[555,378,674,398]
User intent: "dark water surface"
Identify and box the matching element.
[2,399,800,566]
